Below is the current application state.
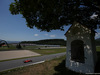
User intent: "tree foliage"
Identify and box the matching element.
[9,0,100,31]
[16,43,22,49]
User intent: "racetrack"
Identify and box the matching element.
[0,52,66,72]
[0,50,40,60]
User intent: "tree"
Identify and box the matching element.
[16,43,22,49]
[9,0,100,32]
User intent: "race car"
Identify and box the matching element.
[24,60,32,63]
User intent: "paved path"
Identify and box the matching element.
[0,50,40,60]
[0,52,66,72]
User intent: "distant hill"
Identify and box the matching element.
[21,38,100,46]
[7,41,20,44]
[21,39,66,46]
[96,38,100,41]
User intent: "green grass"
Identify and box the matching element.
[0,45,16,50]
[0,45,42,50]
[22,46,43,50]
[0,45,64,51]
[31,48,66,55]
[0,45,66,55]
[96,46,100,51]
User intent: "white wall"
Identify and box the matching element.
[65,22,97,73]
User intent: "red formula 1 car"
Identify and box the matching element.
[24,60,32,63]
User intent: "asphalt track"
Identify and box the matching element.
[0,52,66,72]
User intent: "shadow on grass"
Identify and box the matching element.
[54,52,100,75]
[95,52,100,73]
[54,60,84,75]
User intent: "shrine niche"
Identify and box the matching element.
[65,21,97,73]
[71,40,84,63]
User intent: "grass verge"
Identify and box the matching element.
[31,48,66,55]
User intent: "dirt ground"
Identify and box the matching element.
[0,50,40,60]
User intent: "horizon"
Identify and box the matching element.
[0,0,100,41]
[6,38,67,42]
[5,37,100,43]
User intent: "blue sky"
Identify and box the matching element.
[0,0,100,41]
[0,0,70,41]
